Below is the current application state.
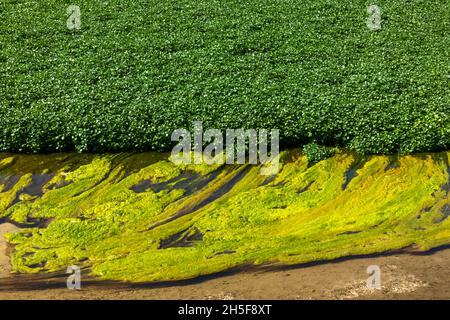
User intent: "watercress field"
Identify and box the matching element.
[1,1,450,283]
[1,0,450,153]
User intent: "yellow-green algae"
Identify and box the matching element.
[0,150,449,282]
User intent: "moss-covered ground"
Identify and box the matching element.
[0,150,449,282]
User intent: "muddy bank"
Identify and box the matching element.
[0,223,19,279]
[0,247,448,300]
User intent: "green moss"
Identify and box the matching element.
[1,150,450,282]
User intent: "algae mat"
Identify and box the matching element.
[0,151,449,282]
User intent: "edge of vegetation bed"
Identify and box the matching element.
[0,150,449,282]
[1,0,450,154]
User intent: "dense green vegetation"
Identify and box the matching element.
[1,151,450,282]
[302,142,335,162]
[1,0,450,153]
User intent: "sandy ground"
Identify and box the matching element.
[0,222,449,300]
[0,223,19,280]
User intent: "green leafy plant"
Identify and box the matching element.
[1,0,450,154]
[303,142,333,163]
